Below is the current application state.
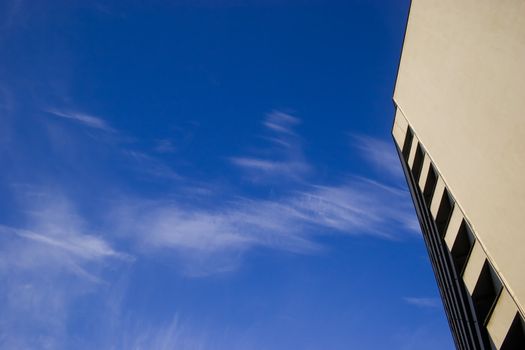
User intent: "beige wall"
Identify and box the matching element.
[394,0,525,316]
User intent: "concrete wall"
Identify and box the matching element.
[394,0,525,324]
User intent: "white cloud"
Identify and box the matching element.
[403,297,441,308]
[353,135,404,179]
[46,108,114,132]
[263,110,300,134]
[289,179,417,237]
[108,176,416,275]
[123,150,181,180]
[230,111,310,181]
[0,192,132,348]
[0,104,423,346]
[0,192,131,269]
[229,157,310,180]
[1,225,129,263]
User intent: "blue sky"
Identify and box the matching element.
[0,1,454,349]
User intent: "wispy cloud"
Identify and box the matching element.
[1,225,129,263]
[288,179,417,237]
[108,176,416,275]
[353,134,404,179]
[229,157,309,179]
[123,149,181,180]
[403,297,441,308]
[93,112,418,275]
[109,197,316,276]
[230,111,310,181]
[0,192,131,280]
[4,108,417,277]
[0,104,421,346]
[0,192,132,348]
[46,108,114,132]
[263,110,300,134]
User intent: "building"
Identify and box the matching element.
[392,1,525,349]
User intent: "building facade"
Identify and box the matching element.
[392,1,525,349]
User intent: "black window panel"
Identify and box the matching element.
[435,189,454,237]
[500,313,525,350]
[402,127,414,161]
[412,143,425,183]
[423,165,437,206]
[450,221,475,276]
[472,261,502,325]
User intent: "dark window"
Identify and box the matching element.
[423,165,437,206]
[450,221,475,276]
[435,189,454,237]
[471,261,502,325]
[500,313,525,350]
[402,127,413,161]
[412,143,425,183]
